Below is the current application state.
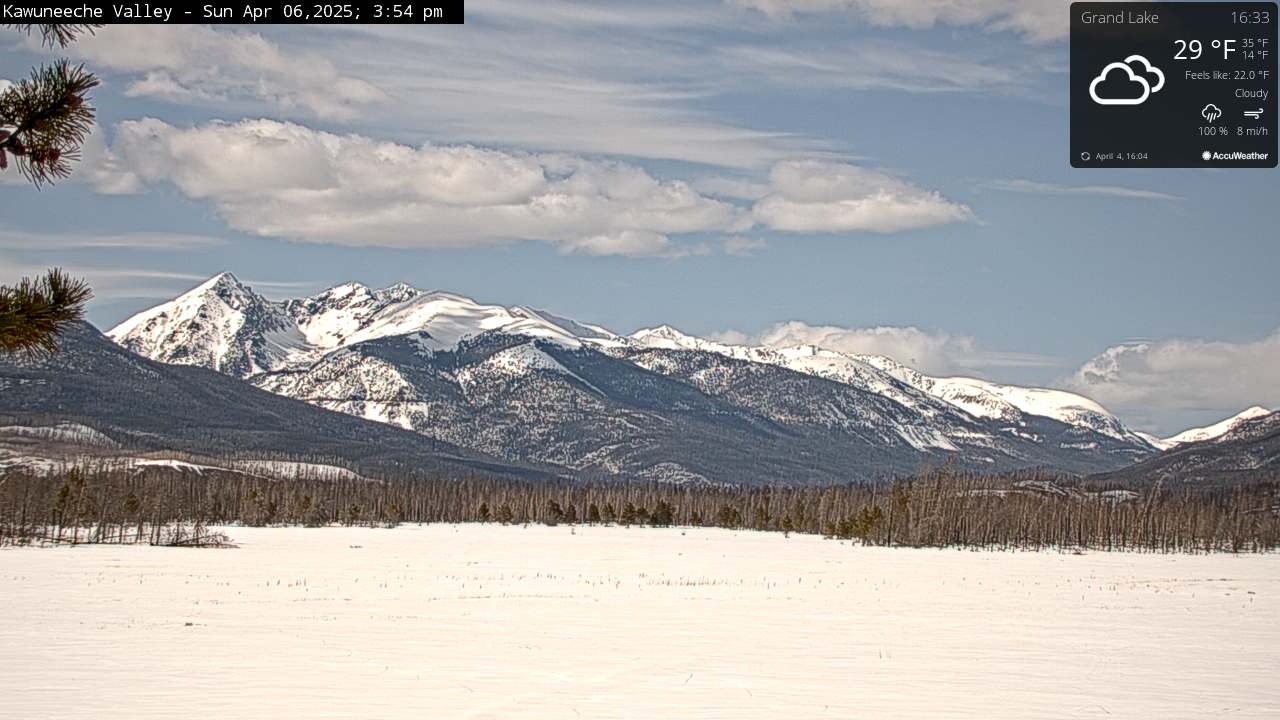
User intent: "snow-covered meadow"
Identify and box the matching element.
[2,525,1278,719]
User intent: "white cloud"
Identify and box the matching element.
[728,0,1069,42]
[93,118,741,257]
[752,160,973,233]
[52,26,385,120]
[741,321,1059,375]
[89,120,978,253]
[1066,330,1280,426]
[559,230,707,259]
[984,179,1181,201]
[723,236,768,257]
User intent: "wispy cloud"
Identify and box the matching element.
[719,41,1022,94]
[16,6,1054,168]
[0,229,228,251]
[727,0,1070,43]
[0,257,312,301]
[984,179,1182,201]
[723,236,769,257]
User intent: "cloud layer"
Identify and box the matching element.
[92,118,742,256]
[1067,330,1280,425]
[25,10,1045,168]
[88,119,970,255]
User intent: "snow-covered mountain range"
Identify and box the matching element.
[102,273,1268,483]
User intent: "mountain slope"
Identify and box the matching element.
[1093,411,1280,485]
[104,274,1164,482]
[1151,406,1276,449]
[0,322,550,480]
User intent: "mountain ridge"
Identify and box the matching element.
[100,273,1178,482]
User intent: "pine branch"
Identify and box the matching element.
[0,268,93,357]
[0,59,99,187]
[2,24,101,48]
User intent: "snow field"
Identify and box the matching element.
[1,524,1278,719]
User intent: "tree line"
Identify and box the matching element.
[1,465,1277,552]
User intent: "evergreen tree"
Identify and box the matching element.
[0,27,98,358]
[384,502,403,527]
[620,502,637,526]
[1,24,100,186]
[0,269,92,356]
[751,504,771,530]
[496,503,515,524]
[545,499,564,526]
[651,500,674,527]
[715,504,742,528]
[477,502,491,522]
[586,503,602,524]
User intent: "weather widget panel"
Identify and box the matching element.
[1072,2,1277,168]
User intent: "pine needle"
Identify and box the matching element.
[0,268,93,357]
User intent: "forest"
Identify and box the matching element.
[1,465,1277,552]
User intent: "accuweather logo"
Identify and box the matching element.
[1202,150,1271,161]
[1090,55,1165,106]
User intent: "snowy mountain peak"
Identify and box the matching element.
[197,271,246,293]
[630,324,688,342]
[110,274,599,377]
[107,272,301,377]
[376,282,422,304]
[629,325,726,352]
[1159,406,1275,449]
[318,281,370,298]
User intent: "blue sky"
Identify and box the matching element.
[1,0,1277,434]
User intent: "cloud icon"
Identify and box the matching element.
[1124,54,1164,93]
[1090,55,1164,106]
[1202,103,1222,122]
